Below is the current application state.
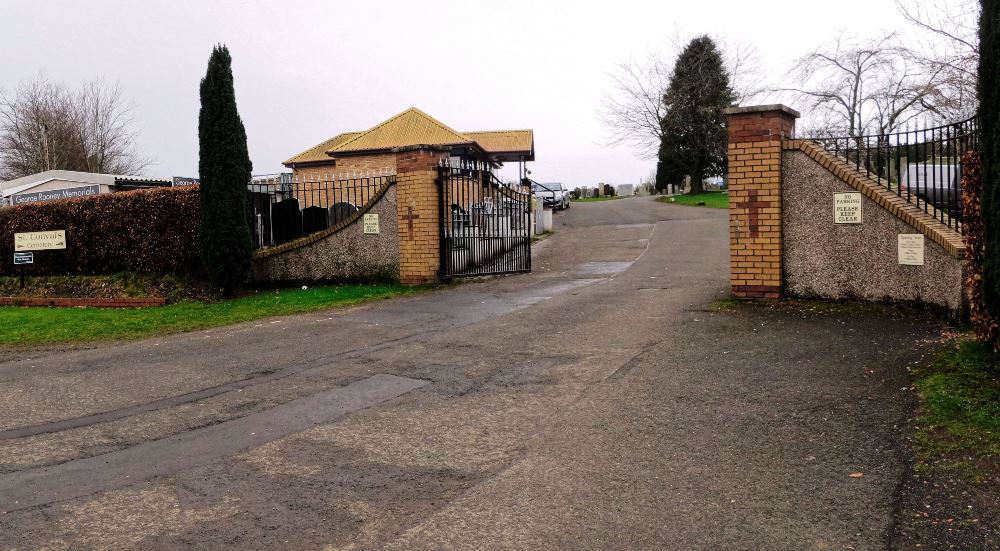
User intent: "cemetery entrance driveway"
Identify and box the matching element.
[0,197,948,550]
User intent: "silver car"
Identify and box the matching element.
[532,182,570,210]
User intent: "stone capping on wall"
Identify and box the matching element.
[0,297,165,308]
[253,178,395,260]
[783,140,966,259]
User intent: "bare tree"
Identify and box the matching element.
[0,76,150,180]
[598,36,763,159]
[781,32,943,137]
[597,53,672,159]
[897,0,980,120]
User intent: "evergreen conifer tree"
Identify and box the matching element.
[198,45,252,295]
[655,36,734,195]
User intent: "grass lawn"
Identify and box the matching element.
[914,340,1000,471]
[572,196,621,202]
[0,283,419,347]
[657,191,729,209]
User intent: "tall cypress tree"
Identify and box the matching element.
[199,45,252,295]
[981,1,1000,331]
[656,36,733,195]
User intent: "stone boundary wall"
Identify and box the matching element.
[725,104,966,313]
[782,147,963,311]
[0,297,165,308]
[251,185,400,283]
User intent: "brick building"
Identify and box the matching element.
[283,107,534,186]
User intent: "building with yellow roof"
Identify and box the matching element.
[283,107,534,181]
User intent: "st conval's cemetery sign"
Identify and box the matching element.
[11,185,100,206]
[15,230,67,251]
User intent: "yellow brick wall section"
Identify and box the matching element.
[728,140,783,298]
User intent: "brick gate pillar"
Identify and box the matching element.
[394,146,448,285]
[724,105,799,299]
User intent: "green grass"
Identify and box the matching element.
[572,196,621,202]
[0,284,418,347]
[913,340,1000,464]
[657,191,729,209]
[912,340,1000,484]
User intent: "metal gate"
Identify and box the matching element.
[438,159,532,279]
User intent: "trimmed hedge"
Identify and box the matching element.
[0,186,203,277]
[963,151,998,345]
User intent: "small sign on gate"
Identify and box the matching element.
[13,252,33,265]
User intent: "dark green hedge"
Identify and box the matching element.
[0,186,203,277]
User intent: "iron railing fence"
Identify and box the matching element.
[806,116,978,233]
[438,158,532,278]
[247,171,395,248]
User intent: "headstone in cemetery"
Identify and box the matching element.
[618,184,634,196]
[271,198,303,245]
[329,202,358,226]
[302,206,329,235]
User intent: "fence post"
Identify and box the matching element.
[394,146,449,285]
[724,104,799,299]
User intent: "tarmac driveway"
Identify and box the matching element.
[0,197,948,550]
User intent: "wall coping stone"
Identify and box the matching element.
[0,297,165,308]
[725,104,801,118]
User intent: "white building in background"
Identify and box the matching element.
[0,170,172,207]
[617,183,634,196]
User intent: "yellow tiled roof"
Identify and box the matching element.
[328,107,472,154]
[462,130,534,154]
[284,132,363,165]
[284,108,535,165]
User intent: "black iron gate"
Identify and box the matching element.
[438,159,532,279]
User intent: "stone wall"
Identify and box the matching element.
[251,185,400,283]
[782,149,964,311]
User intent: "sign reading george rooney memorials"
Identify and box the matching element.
[11,185,100,206]
[833,192,862,224]
[15,230,66,251]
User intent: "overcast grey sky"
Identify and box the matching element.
[0,0,912,185]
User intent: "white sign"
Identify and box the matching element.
[15,230,66,251]
[12,185,100,206]
[363,213,380,234]
[898,234,924,265]
[834,192,862,224]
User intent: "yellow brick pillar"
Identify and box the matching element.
[394,146,448,285]
[724,105,799,299]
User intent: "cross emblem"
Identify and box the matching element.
[402,206,420,240]
[735,190,767,238]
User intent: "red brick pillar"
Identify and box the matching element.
[394,146,448,285]
[724,105,799,299]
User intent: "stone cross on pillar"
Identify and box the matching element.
[401,206,420,240]
[724,104,799,300]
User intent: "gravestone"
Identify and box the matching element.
[302,206,329,234]
[271,198,303,244]
[329,202,358,226]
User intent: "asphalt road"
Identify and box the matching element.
[0,197,948,550]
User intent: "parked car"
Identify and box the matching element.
[532,182,570,210]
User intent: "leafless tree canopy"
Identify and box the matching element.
[780,32,945,138]
[897,0,980,120]
[0,77,150,180]
[597,36,763,159]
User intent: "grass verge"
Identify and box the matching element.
[572,196,621,202]
[657,191,729,209]
[913,340,1000,475]
[0,283,418,347]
